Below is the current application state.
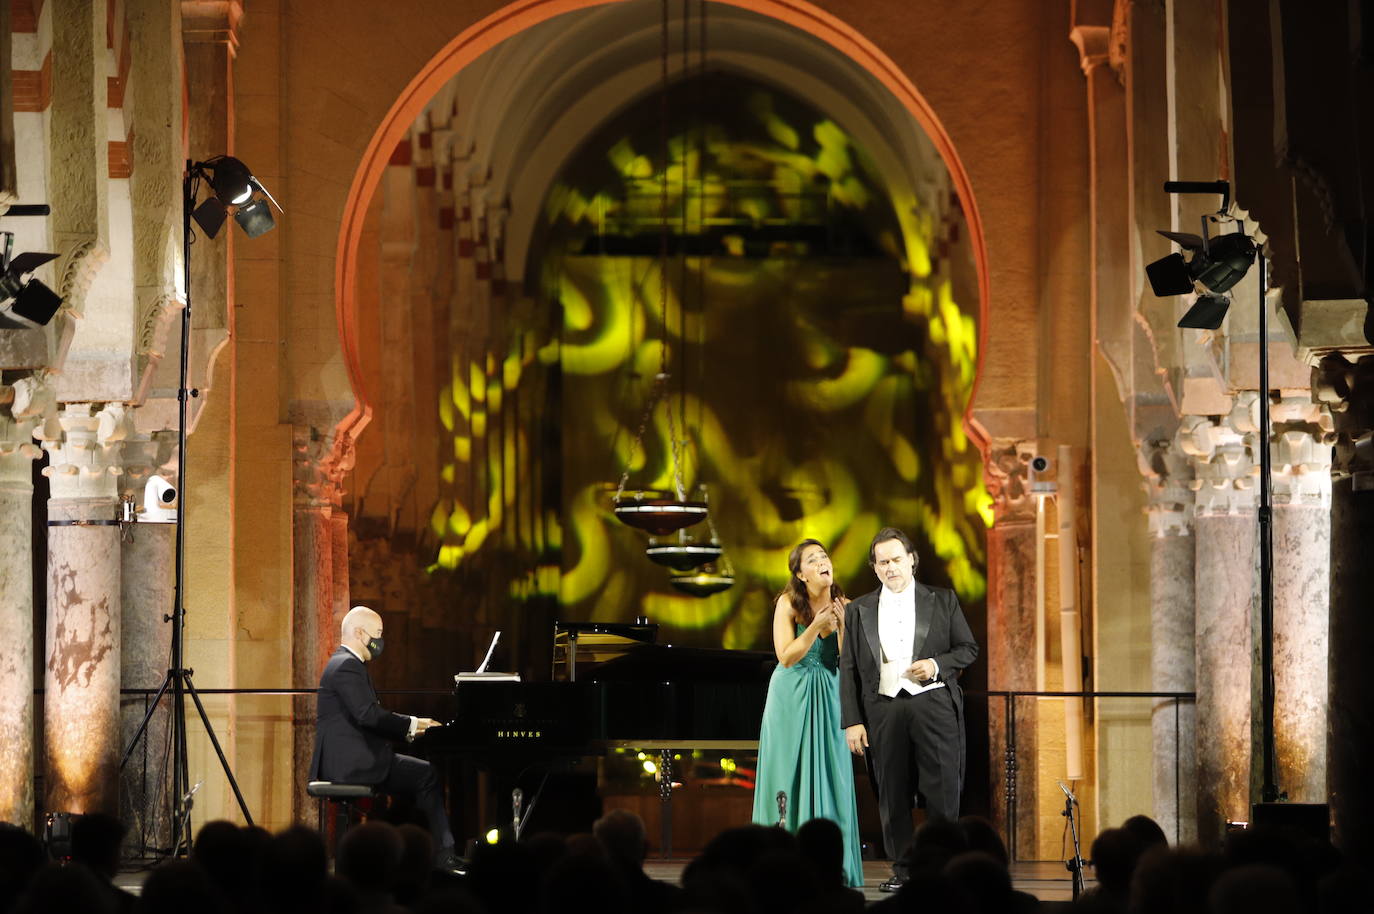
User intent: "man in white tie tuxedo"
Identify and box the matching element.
[838,527,978,892]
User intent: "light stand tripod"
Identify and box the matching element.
[120,158,277,854]
[1059,781,1087,900]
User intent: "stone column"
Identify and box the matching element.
[41,403,131,815]
[1317,354,1374,857]
[330,506,351,653]
[291,430,339,822]
[983,440,1039,859]
[1179,406,1256,846]
[117,429,177,850]
[1268,398,1333,803]
[1141,437,1196,844]
[0,378,54,827]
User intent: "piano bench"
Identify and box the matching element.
[306,781,377,855]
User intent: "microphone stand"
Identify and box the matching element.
[1059,782,1087,900]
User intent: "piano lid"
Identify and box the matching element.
[589,643,776,683]
[552,620,659,680]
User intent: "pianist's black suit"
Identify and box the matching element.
[310,646,454,853]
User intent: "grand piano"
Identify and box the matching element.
[424,621,774,854]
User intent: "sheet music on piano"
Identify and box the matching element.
[456,631,521,683]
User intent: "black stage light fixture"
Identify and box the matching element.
[232,198,276,238]
[1147,229,1256,300]
[191,197,227,239]
[0,233,61,329]
[189,156,282,239]
[1177,293,1234,331]
[1144,180,1257,331]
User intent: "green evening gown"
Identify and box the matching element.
[752,624,865,887]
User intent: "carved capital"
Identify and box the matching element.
[1178,408,1257,517]
[1315,354,1374,481]
[983,438,1036,523]
[1270,396,1334,506]
[1139,437,1194,537]
[40,402,134,501]
[293,426,349,511]
[0,375,54,466]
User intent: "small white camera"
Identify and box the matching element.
[1028,454,1057,495]
[143,475,178,522]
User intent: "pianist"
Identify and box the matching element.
[309,605,463,874]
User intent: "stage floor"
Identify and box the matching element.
[115,858,1089,903]
[644,859,1088,903]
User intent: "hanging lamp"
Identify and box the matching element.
[661,3,732,596]
[612,0,706,538]
[646,531,723,571]
[667,484,734,596]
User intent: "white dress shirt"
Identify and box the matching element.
[877,583,943,698]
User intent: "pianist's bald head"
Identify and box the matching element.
[341,605,382,646]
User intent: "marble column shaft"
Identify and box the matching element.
[0,378,54,828]
[119,522,175,849]
[983,441,1039,859]
[118,431,177,847]
[330,509,350,655]
[291,500,333,823]
[1329,469,1374,856]
[43,405,130,815]
[1149,530,1197,844]
[0,452,37,827]
[1321,355,1374,857]
[1270,503,1329,801]
[1193,513,1254,843]
[1182,409,1257,846]
[1269,402,1333,804]
[1143,440,1197,844]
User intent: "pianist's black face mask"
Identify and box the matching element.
[366,634,385,659]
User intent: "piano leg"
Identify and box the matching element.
[658,749,674,859]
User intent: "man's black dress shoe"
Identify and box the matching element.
[878,875,907,893]
[435,848,469,876]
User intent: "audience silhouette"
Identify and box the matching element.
[0,806,1365,914]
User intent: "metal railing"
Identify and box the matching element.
[38,685,1194,860]
[967,689,1196,861]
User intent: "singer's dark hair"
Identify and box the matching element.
[778,539,844,625]
[869,526,918,568]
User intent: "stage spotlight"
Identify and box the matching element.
[1177,293,1234,331]
[189,156,282,239]
[1144,180,1258,330]
[233,198,276,238]
[0,233,61,329]
[1147,229,1256,300]
[143,475,178,522]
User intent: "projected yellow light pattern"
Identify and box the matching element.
[432,75,987,650]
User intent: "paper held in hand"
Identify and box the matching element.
[455,630,521,683]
